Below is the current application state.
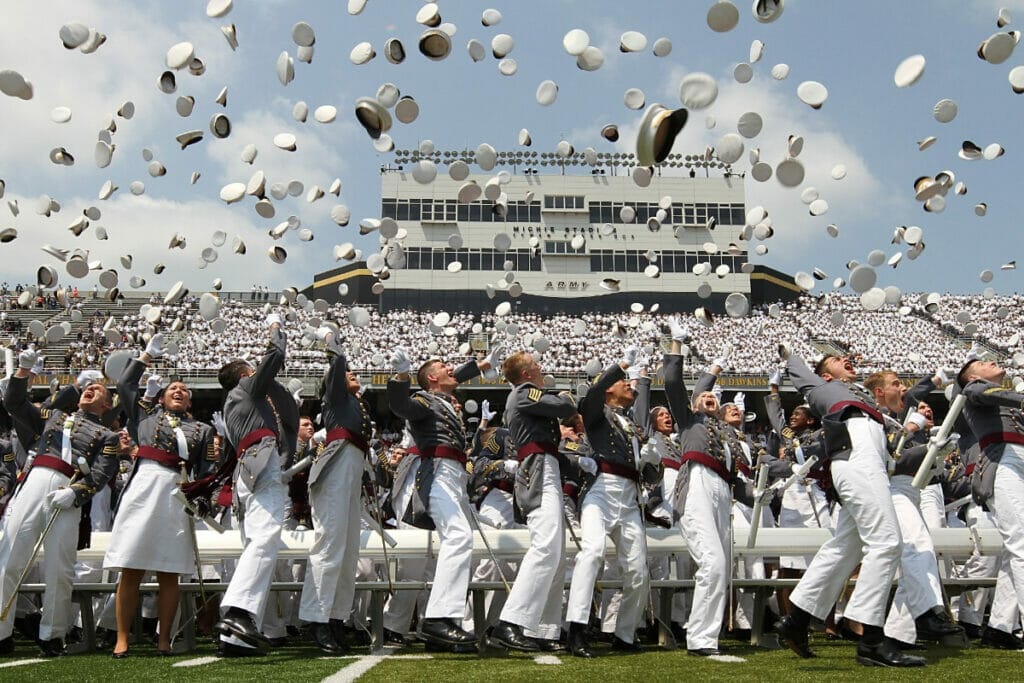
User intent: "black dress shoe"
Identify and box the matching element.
[687,648,722,657]
[333,620,371,647]
[774,615,816,659]
[218,640,266,658]
[610,636,641,653]
[15,613,41,642]
[266,636,290,648]
[883,636,925,651]
[310,622,348,655]
[96,627,118,651]
[215,608,270,650]
[488,621,540,652]
[536,638,566,652]
[834,618,862,642]
[980,626,1024,650]
[0,635,14,656]
[419,618,475,646]
[382,628,407,646]
[958,621,982,640]
[856,640,926,667]
[38,638,66,658]
[567,622,594,658]
[111,650,130,659]
[915,608,964,641]
[670,622,686,643]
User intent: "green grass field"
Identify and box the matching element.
[0,632,1021,683]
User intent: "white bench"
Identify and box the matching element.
[26,526,1003,653]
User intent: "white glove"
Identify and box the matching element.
[484,342,505,369]
[481,399,496,422]
[144,374,163,399]
[640,440,660,466]
[733,391,746,413]
[639,488,650,506]
[502,459,519,474]
[905,411,927,431]
[965,342,984,363]
[145,333,165,359]
[626,365,643,380]
[621,345,640,367]
[390,346,412,374]
[935,367,952,388]
[31,354,45,375]
[211,411,227,437]
[667,316,688,342]
[315,326,334,343]
[578,456,597,475]
[18,347,38,370]
[266,312,283,328]
[712,344,732,372]
[76,369,104,389]
[292,388,302,406]
[281,468,295,485]
[46,487,77,510]
[312,428,327,446]
[768,368,782,386]
[778,342,792,361]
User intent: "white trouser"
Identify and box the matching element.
[649,466,690,623]
[681,463,731,650]
[566,473,648,643]
[884,476,944,642]
[779,478,831,569]
[919,483,946,529]
[501,456,566,639]
[732,500,771,630]
[464,488,518,633]
[75,485,113,629]
[424,459,473,621]
[0,467,79,641]
[955,503,1020,630]
[988,444,1024,630]
[221,455,286,638]
[382,467,430,634]
[791,417,902,626]
[299,443,364,624]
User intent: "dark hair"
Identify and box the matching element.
[814,354,838,376]
[218,360,251,392]
[416,359,442,391]
[792,405,817,425]
[956,359,979,390]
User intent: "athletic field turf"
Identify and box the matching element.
[0,633,1020,682]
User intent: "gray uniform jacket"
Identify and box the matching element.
[504,382,577,518]
[785,355,885,461]
[960,378,1024,505]
[663,354,731,481]
[387,360,480,529]
[763,392,827,481]
[578,363,657,502]
[223,328,299,489]
[0,435,16,512]
[4,374,119,506]
[309,337,373,487]
[117,357,216,498]
[467,426,513,505]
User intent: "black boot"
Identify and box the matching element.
[915,608,964,641]
[567,621,594,658]
[309,622,347,655]
[774,614,815,658]
[419,618,475,646]
[38,638,66,658]
[214,607,269,650]
[980,626,1024,650]
[488,621,540,652]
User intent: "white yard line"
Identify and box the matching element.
[172,656,221,667]
[533,654,562,665]
[707,654,747,663]
[0,658,46,668]
[321,653,432,683]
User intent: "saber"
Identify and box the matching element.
[746,464,771,548]
[362,481,396,595]
[769,455,819,496]
[172,488,225,533]
[0,456,89,620]
[464,502,511,593]
[180,463,208,610]
[282,454,312,482]
[944,494,972,514]
[913,394,966,489]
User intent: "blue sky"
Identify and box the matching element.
[1,0,1022,297]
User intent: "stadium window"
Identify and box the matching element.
[683,205,695,224]
[445,201,457,221]
[730,205,744,225]
[381,199,397,219]
[408,200,421,221]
